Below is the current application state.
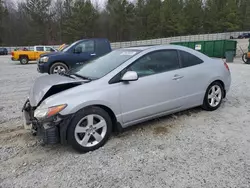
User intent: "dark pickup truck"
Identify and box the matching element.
[37,38,112,74]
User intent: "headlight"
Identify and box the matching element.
[34,104,67,119]
[40,56,49,63]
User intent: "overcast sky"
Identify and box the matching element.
[12,0,133,6]
[9,0,106,9]
[9,0,134,10]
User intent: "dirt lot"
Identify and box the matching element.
[0,56,250,188]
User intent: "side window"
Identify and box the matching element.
[96,40,110,55]
[179,50,203,68]
[45,47,55,52]
[75,40,95,53]
[128,50,180,77]
[36,47,44,51]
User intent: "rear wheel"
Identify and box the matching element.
[20,56,29,65]
[202,82,224,111]
[49,62,68,74]
[242,53,248,64]
[67,107,112,153]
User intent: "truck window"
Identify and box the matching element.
[95,39,111,56]
[74,40,94,53]
[36,47,44,51]
[45,47,55,52]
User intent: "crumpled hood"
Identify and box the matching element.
[29,74,83,107]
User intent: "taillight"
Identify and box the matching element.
[11,52,14,56]
[224,62,230,71]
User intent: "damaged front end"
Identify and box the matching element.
[22,99,74,145]
[22,74,85,145]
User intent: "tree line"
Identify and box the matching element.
[0,0,250,46]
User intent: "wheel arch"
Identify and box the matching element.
[94,105,119,132]
[19,54,29,60]
[207,79,226,98]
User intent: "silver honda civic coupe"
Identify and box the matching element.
[22,45,231,152]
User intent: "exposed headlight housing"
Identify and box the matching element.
[34,104,67,119]
[40,56,49,63]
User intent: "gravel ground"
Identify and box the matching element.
[0,56,250,188]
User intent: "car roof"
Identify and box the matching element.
[123,46,155,51]
[119,44,211,60]
[123,44,191,51]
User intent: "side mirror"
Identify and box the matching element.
[121,71,138,82]
[74,47,82,54]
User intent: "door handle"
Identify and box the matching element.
[90,53,96,56]
[172,74,184,80]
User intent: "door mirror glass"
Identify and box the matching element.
[121,71,138,82]
[74,47,82,54]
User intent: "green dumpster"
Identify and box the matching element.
[171,40,237,58]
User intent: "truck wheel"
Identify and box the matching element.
[242,53,248,63]
[49,62,68,74]
[20,56,29,65]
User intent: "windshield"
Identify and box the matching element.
[62,40,80,52]
[71,49,141,79]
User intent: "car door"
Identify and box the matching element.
[176,50,207,107]
[72,40,96,68]
[119,50,185,125]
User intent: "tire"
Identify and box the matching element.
[49,62,68,74]
[242,53,248,63]
[67,106,112,153]
[20,56,29,65]
[202,81,224,111]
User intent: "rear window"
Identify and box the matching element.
[36,47,44,51]
[96,39,111,55]
[179,50,203,68]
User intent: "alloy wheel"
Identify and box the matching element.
[74,114,107,147]
[208,85,222,107]
[53,65,66,74]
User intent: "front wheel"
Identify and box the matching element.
[67,107,112,153]
[202,82,224,111]
[49,62,68,74]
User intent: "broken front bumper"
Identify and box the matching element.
[22,99,73,145]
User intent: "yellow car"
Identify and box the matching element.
[11,46,57,64]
